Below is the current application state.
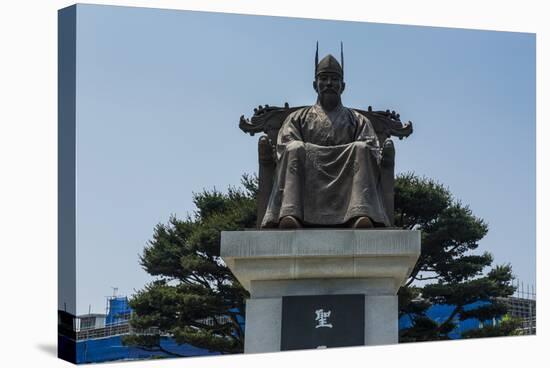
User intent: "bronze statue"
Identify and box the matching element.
[240,43,413,229]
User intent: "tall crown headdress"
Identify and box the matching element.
[314,41,344,78]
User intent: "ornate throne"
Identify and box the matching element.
[239,104,413,228]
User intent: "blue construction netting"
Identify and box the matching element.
[105,297,133,325]
[75,336,220,364]
[229,307,246,333]
[77,297,501,362]
[399,300,496,339]
[71,298,244,363]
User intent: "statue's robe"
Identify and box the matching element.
[261,103,391,228]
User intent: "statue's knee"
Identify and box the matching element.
[352,141,368,151]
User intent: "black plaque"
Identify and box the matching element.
[281,294,365,350]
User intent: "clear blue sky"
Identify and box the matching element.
[72,4,535,314]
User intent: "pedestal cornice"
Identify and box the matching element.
[221,229,421,294]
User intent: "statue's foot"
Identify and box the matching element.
[351,216,374,229]
[279,216,302,229]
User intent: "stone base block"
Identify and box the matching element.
[221,229,420,353]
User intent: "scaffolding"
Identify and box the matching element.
[497,280,536,335]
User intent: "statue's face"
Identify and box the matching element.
[314,72,345,98]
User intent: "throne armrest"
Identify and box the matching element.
[380,139,395,226]
[257,135,276,228]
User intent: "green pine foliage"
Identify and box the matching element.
[396,173,517,342]
[122,175,258,355]
[461,314,523,338]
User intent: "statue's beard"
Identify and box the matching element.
[318,91,341,111]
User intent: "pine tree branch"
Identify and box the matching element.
[437,305,462,334]
[416,276,439,281]
[189,274,211,289]
[405,278,415,287]
[405,261,425,286]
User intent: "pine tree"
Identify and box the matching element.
[395,173,517,341]
[122,175,258,354]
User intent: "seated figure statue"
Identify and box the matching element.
[239,45,412,229]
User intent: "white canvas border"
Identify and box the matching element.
[0,0,546,367]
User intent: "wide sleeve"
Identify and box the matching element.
[354,112,383,164]
[276,109,305,161]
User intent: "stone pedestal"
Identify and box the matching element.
[220,229,420,353]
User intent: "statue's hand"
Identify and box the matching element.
[381,139,395,167]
